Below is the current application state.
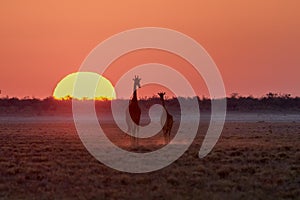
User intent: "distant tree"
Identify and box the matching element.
[230,93,240,99]
[282,93,291,99]
[266,92,278,99]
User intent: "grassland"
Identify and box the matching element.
[0,119,299,199]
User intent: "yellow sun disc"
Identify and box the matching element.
[53,72,116,100]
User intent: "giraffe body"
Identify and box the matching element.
[158,92,173,144]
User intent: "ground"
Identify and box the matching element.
[0,119,299,199]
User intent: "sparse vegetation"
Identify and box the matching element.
[0,93,299,116]
[0,93,299,199]
[0,121,299,199]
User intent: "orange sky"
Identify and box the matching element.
[0,1,299,98]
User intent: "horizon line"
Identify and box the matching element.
[0,92,298,101]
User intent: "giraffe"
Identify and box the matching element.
[126,75,141,146]
[158,92,173,144]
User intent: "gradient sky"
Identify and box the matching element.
[0,1,299,98]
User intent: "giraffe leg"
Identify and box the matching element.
[136,125,139,146]
[131,134,134,146]
[131,126,136,147]
[166,132,169,144]
[164,132,167,144]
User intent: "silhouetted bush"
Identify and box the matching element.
[0,92,299,116]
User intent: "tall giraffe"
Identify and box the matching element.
[126,75,141,146]
[158,92,173,144]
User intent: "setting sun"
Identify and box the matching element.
[53,72,116,100]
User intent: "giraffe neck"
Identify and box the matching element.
[132,84,138,101]
[160,98,167,110]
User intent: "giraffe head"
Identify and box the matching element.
[158,92,166,100]
[133,75,141,89]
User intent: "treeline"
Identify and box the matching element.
[225,93,300,112]
[0,93,299,116]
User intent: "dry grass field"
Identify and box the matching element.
[0,118,299,199]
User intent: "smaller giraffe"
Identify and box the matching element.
[158,92,173,144]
